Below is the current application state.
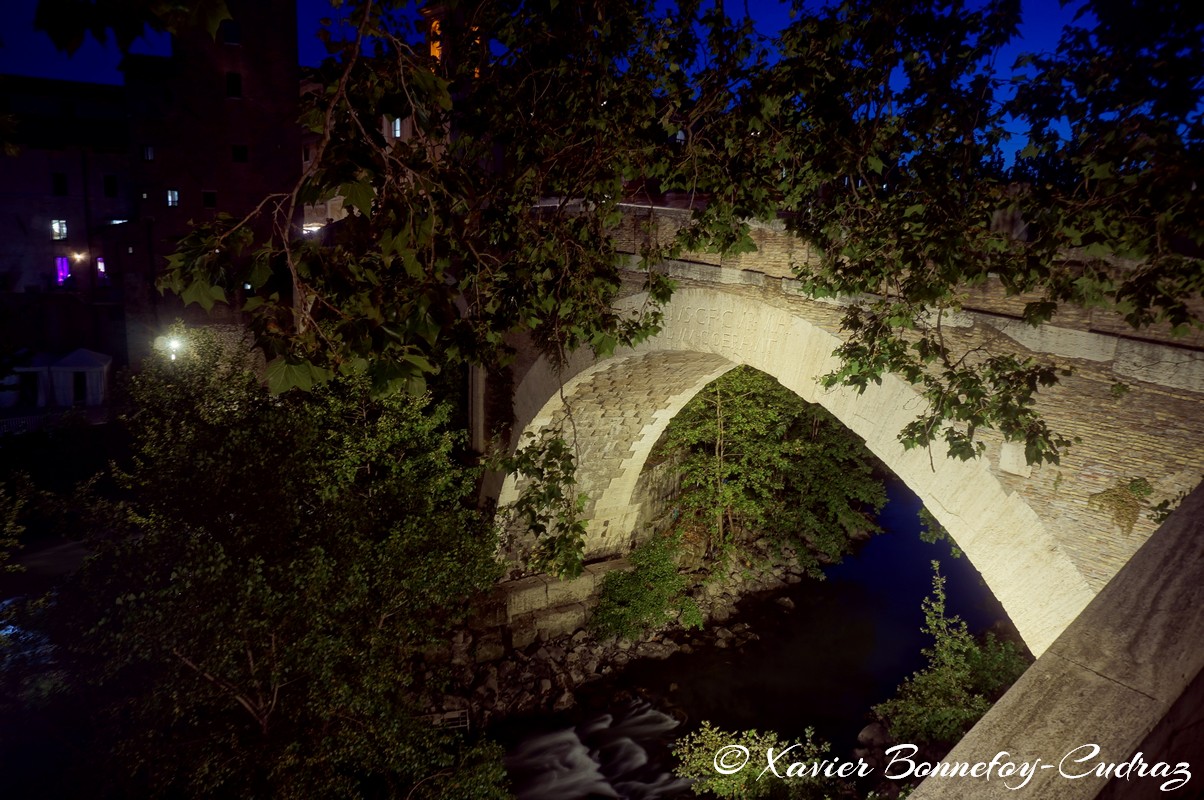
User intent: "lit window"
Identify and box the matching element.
[167,189,179,207]
[52,172,68,196]
[226,71,242,98]
[96,257,108,285]
[142,145,154,161]
[55,256,70,285]
[202,190,217,208]
[51,219,67,240]
[392,117,402,138]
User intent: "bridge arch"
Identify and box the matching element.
[501,287,1096,656]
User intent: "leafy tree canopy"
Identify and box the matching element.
[3,331,508,799]
[662,365,887,573]
[34,0,233,53]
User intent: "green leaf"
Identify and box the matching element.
[339,180,375,216]
[180,281,226,311]
[265,357,327,393]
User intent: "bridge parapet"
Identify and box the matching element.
[612,202,1204,356]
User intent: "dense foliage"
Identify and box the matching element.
[0,480,24,575]
[873,563,1030,748]
[587,367,882,639]
[662,366,886,572]
[1,332,509,799]
[164,0,693,396]
[590,531,702,639]
[494,431,590,578]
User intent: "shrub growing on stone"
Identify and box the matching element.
[873,562,1031,747]
[590,532,698,639]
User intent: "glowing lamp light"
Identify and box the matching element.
[153,333,187,361]
[71,252,87,263]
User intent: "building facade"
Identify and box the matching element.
[0,0,300,378]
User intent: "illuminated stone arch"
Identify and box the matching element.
[501,287,1096,655]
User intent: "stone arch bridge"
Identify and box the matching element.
[486,206,1204,659]
[477,205,1204,798]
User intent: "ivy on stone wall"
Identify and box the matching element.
[1088,477,1155,536]
[493,430,589,579]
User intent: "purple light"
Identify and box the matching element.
[55,256,70,285]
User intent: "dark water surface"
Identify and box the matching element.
[504,479,1016,798]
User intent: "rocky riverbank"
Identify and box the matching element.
[424,538,837,728]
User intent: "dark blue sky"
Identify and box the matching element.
[1,0,1076,85]
[0,0,347,82]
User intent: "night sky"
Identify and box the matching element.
[0,0,1076,85]
[0,0,350,81]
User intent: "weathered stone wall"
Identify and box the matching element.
[501,350,735,564]
[474,559,630,650]
[628,441,685,538]
[612,202,1204,352]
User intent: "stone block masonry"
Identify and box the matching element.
[488,558,631,650]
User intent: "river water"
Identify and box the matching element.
[503,479,1017,799]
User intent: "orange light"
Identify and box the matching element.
[430,18,442,61]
